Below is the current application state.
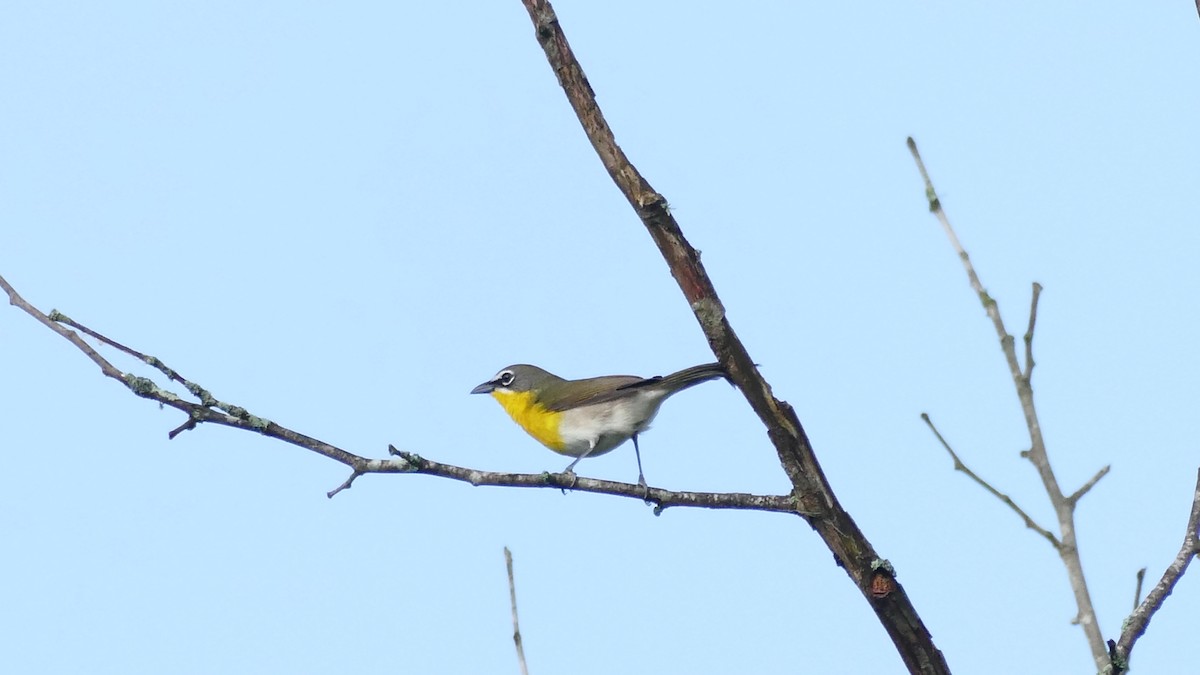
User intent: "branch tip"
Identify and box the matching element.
[327,469,364,499]
[1023,282,1043,381]
[1132,567,1147,611]
[167,417,199,440]
[1067,465,1112,505]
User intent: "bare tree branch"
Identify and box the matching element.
[504,547,530,675]
[517,3,950,674]
[921,414,1060,548]
[0,272,801,515]
[1110,469,1200,674]
[383,445,803,514]
[907,137,1108,670]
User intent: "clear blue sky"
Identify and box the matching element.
[3,2,1198,673]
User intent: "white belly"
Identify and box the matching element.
[555,390,667,458]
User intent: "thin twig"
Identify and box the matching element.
[1023,283,1042,382]
[52,311,156,365]
[1,272,804,515]
[326,469,364,498]
[1132,568,1146,612]
[505,547,530,675]
[921,414,1060,549]
[168,416,199,440]
[52,310,245,423]
[909,137,1108,670]
[1111,469,1200,672]
[1066,465,1111,506]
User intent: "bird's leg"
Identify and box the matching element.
[633,434,650,499]
[560,442,596,490]
[563,456,583,474]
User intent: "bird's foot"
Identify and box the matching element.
[559,468,578,493]
[637,474,651,502]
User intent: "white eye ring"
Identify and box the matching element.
[498,371,515,387]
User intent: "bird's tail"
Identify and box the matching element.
[621,363,728,395]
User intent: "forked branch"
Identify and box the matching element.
[908,138,1196,671]
[908,137,1109,670]
[1109,470,1200,674]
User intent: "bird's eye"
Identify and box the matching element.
[498,371,515,387]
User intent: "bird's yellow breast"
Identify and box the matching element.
[491,390,567,453]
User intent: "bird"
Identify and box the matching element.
[470,362,728,487]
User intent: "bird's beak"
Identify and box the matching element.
[470,381,496,395]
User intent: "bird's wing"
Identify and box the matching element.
[539,375,645,412]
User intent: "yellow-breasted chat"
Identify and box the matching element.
[470,363,727,486]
